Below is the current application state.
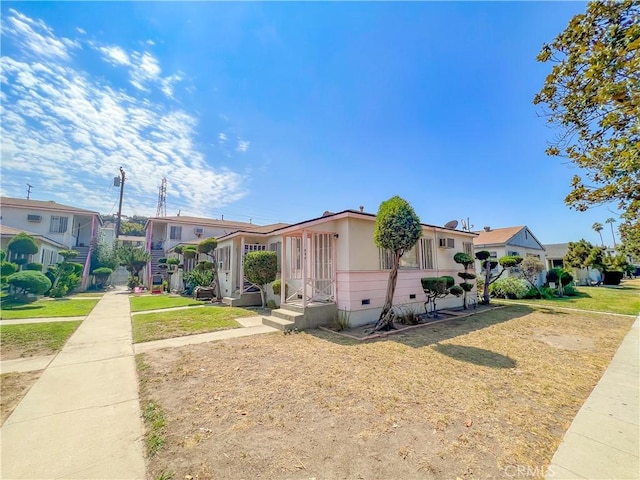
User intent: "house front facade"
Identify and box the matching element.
[0,197,102,289]
[216,209,478,328]
[473,225,547,285]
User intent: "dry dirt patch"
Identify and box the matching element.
[1,371,42,425]
[137,306,633,479]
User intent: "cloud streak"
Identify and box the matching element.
[1,9,247,217]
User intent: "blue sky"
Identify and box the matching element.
[0,2,623,246]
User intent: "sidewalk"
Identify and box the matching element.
[0,288,146,479]
[546,315,639,479]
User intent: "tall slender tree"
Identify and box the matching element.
[605,218,617,247]
[592,222,605,246]
[373,196,422,331]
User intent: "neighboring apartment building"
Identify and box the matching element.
[0,197,102,289]
[143,215,288,286]
[211,209,478,328]
[473,225,547,285]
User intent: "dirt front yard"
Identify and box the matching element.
[137,305,634,479]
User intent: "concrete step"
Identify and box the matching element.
[281,303,304,314]
[271,308,305,323]
[262,315,295,331]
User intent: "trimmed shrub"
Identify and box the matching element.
[7,271,52,295]
[1,261,18,277]
[158,258,168,264]
[489,277,529,299]
[449,285,464,296]
[166,257,180,265]
[92,267,113,288]
[24,262,44,271]
[603,271,624,285]
[7,233,38,257]
[563,284,579,296]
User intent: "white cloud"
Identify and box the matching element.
[218,133,228,142]
[76,27,86,35]
[0,11,248,217]
[99,45,130,66]
[3,9,79,61]
[236,140,250,152]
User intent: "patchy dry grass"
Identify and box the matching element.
[0,321,82,360]
[132,306,253,343]
[137,305,634,479]
[1,371,42,425]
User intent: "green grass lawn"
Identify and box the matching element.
[69,292,105,298]
[130,294,205,313]
[0,298,100,320]
[132,306,255,343]
[0,321,82,359]
[496,279,640,316]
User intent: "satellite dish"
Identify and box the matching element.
[444,220,458,229]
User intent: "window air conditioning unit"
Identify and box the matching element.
[439,238,455,249]
[194,227,204,236]
[27,214,42,223]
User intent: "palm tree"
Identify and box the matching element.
[605,218,617,247]
[592,222,604,246]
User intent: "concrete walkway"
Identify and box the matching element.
[546,315,639,479]
[0,288,146,479]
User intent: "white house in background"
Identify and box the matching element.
[473,225,547,285]
[0,197,102,289]
[544,243,601,285]
[211,209,478,329]
[0,225,66,268]
[143,215,288,287]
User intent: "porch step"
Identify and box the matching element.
[262,315,295,331]
[280,303,305,314]
[271,308,305,323]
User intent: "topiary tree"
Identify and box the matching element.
[421,276,462,317]
[7,270,52,296]
[197,237,222,302]
[244,250,278,308]
[453,252,476,310]
[0,253,18,286]
[373,196,423,331]
[7,232,39,268]
[520,256,545,296]
[116,245,151,289]
[92,267,113,289]
[475,251,523,305]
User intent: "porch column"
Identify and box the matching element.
[146,221,154,288]
[281,235,287,306]
[302,230,307,309]
[240,237,245,294]
[333,233,338,305]
[81,215,97,290]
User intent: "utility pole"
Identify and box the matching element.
[26,184,32,200]
[115,167,126,238]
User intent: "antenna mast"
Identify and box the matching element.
[156,177,167,217]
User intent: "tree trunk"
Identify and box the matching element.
[374,251,401,331]
[212,253,222,302]
[482,260,491,305]
[259,286,266,308]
